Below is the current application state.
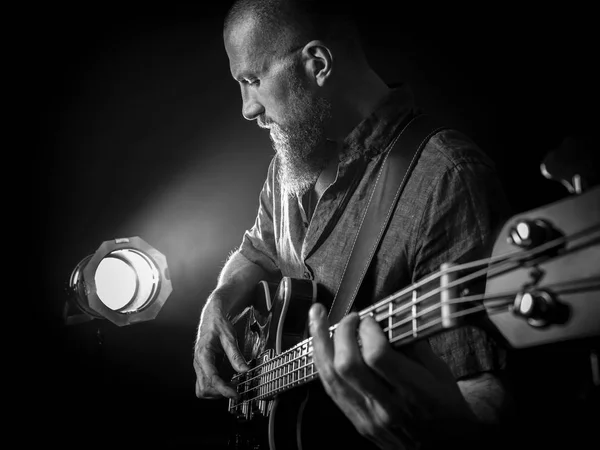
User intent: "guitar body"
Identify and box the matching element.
[229,277,375,450]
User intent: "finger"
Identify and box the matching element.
[308,303,338,389]
[359,316,430,389]
[194,349,239,399]
[310,303,374,427]
[333,313,391,399]
[195,377,221,399]
[195,374,237,400]
[308,303,334,360]
[332,314,415,443]
[219,324,250,373]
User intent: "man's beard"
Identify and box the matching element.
[259,76,332,197]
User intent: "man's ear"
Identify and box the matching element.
[301,40,333,87]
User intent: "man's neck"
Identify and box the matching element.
[329,68,391,146]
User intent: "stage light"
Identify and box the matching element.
[65,236,172,326]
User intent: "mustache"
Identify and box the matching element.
[257,115,275,129]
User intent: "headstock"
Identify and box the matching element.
[485,183,600,348]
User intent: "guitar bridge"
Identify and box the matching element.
[228,349,274,421]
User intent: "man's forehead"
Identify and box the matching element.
[225,15,259,51]
[225,16,270,77]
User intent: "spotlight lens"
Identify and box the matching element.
[95,256,137,310]
[114,249,159,312]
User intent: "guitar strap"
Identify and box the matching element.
[327,113,448,324]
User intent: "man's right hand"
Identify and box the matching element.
[194,298,250,399]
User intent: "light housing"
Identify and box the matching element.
[65,236,172,326]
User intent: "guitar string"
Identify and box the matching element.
[234,260,599,402]
[232,268,600,404]
[374,222,599,307]
[233,229,586,390]
[232,240,600,401]
[314,223,599,351]
[360,224,600,323]
[231,225,600,404]
[231,273,600,406]
[235,248,516,384]
[237,223,600,386]
[375,242,600,335]
[229,301,506,408]
[233,260,506,392]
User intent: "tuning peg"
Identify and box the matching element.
[507,218,562,249]
[512,289,570,328]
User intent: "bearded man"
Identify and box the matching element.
[194,1,513,448]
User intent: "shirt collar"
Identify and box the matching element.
[339,82,416,163]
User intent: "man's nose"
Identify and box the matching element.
[241,89,264,121]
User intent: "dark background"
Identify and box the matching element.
[28,2,596,448]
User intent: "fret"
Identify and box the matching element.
[285,352,290,387]
[287,351,292,385]
[388,301,393,341]
[285,354,288,389]
[280,354,285,389]
[294,351,298,383]
[302,342,307,379]
[307,340,314,377]
[279,358,283,391]
[262,362,266,396]
[294,347,299,384]
[282,353,286,388]
[277,359,281,391]
[264,361,268,395]
[271,360,275,393]
[273,359,277,393]
[269,360,274,394]
[440,262,459,329]
[264,360,269,397]
[282,355,286,389]
[288,351,292,386]
[372,302,389,324]
[411,290,418,338]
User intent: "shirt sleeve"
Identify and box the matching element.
[412,149,511,380]
[238,158,281,277]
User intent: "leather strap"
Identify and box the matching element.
[328,114,447,324]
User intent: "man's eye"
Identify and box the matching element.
[246,79,260,87]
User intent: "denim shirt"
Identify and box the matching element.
[239,83,510,379]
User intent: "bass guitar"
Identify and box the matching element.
[226,185,600,450]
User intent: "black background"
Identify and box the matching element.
[26,2,596,448]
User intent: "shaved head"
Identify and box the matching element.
[224,0,362,60]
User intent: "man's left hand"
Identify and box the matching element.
[309,302,479,450]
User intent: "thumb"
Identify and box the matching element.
[220,327,250,373]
